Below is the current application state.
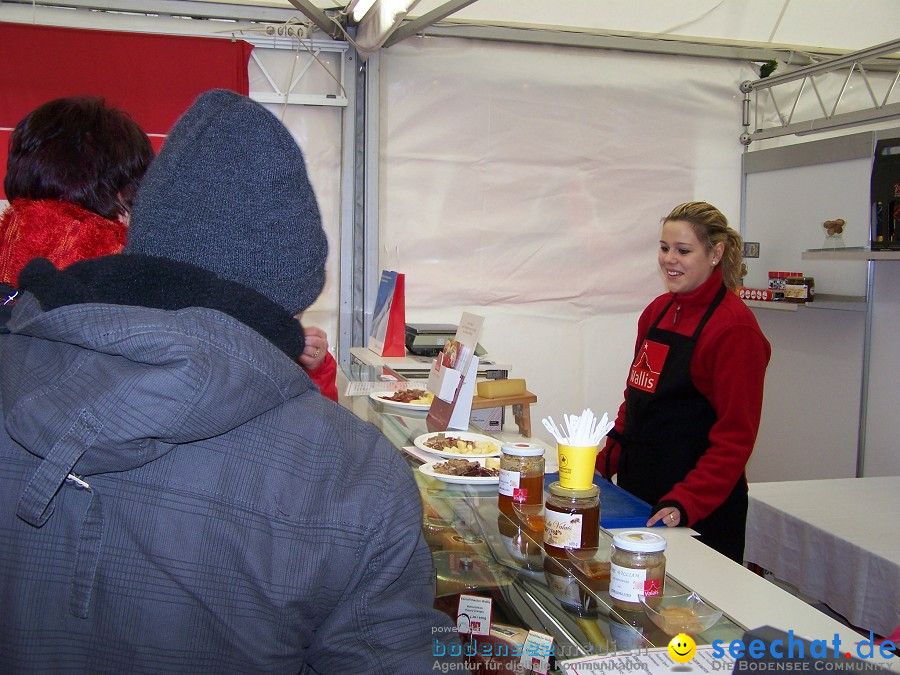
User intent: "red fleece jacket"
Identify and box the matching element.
[306,351,338,402]
[597,268,771,525]
[0,199,126,286]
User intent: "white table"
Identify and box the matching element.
[745,477,900,639]
[349,346,511,379]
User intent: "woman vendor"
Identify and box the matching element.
[596,201,771,563]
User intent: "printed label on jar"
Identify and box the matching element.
[545,569,584,608]
[498,469,520,497]
[608,618,646,651]
[543,510,583,550]
[608,564,662,602]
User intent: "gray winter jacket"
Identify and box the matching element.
[0,286,457,673]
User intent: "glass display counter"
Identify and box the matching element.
[339,365,746,672]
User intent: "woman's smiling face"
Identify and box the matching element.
[658,219,723,294]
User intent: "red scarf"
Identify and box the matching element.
[0,199,126,286]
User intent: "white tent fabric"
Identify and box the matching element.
[378,36,755,446]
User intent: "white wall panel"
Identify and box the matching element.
[261,102,343,347]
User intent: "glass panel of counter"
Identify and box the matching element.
[338,366,746,671]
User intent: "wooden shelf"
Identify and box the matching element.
[801,248,900,261]
[744,294,867,313]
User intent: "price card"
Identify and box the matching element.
[456,594,492,636]
[520,630,553,674]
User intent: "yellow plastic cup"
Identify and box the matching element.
[557,443,600,489]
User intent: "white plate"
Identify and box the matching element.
[369,390,433,410]
[413,431,501,459]
[418,459,500,485]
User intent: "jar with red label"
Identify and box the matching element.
[498,442,545,517]
[608,531,667,610]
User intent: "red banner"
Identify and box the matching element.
[0,21,253,198]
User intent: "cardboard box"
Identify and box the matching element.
[470,406,503,432]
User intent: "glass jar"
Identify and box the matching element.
[497,514,543,571]
[542,555,599,617]
[498,442,545,517]
[784,276,815,303]
[608,531,667,610]
[608,607,649,651]
[543,482,600,559]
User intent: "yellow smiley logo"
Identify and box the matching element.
[667,633,697,663]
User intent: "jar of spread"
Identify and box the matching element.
[498,442,545,517]
[543,482,600,559]
[783,276,815,303]
[608,531,667,610]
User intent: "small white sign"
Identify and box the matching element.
[520,630,554,674]
[456,594,492,636]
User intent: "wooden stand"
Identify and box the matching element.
[470,391,538,437]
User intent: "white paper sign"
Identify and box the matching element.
[447,357,478,430]
[520,630,554,674]
[560,645,722,675]
[456,594,492,636]
[427,359,461,402]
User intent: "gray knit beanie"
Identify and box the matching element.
[125,89,327,314]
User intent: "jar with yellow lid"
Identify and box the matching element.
[542,482,600,559]
[608,530,666,610]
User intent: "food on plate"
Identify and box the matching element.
[380,388,434,404]
[432,459,499,478]
[423,433,499,455]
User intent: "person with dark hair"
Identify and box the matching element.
[0,96,339,400]
[0,96,154,287]
[0,89,458,672]
[597,201,771,563]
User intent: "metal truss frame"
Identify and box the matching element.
[740,38,900,145]
[247,36,350,107]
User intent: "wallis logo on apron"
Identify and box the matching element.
[628,340,669,393]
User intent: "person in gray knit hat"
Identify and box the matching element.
[126,88,339,399]
[1,90,459,672]
[127,88,328,315]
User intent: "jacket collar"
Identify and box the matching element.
[670,266,725,307]
[17,253,305,359]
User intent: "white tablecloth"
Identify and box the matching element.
[745,477,900,638]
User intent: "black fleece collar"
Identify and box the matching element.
[16,254,305,359]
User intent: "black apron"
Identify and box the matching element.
[610,284,748,563]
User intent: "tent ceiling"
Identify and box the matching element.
[7,0,900,64]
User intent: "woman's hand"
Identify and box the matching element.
[647,507,681,528]
[299,325,329,370]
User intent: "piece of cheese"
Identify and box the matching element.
[477,378,526,399]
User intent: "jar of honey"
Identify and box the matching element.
[497,514,543,571]
[608,531,667,611]
[543,482,600,559]
[498,442,545,517]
